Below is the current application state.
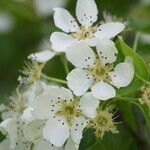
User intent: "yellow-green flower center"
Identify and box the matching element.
[72,26,96,40]
[139,86,150,106]
[86,59,113,84]
[56,100,82,126]
[89,109,118,138]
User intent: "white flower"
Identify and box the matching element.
[66,43,134,100]
[32,85,99,147]
[0,117,61,150]
[50,0,125,52]
[28,50,55,63]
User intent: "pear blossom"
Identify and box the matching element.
[0,117,65,150]
[50,0,125,52]
[66,43,134,100]
[32,85,100,147]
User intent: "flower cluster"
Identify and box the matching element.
[0,0,135,150]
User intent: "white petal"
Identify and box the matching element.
[50,32,77,52]
[43,117,70,147]
[66,43,96,68]
[92,81,116,100]
[0,118,18,149]
[71,116,88,144]
[34,139,63,150]
[67,68,93,96]
[60,87,73,102]
[22,107,34,122]
[44,85,72,103]
[79,92,99,118]
[53,8,79,33]
[95,22,125,39]
[23,120,44,142]
[109,57,134,88]
[96,39,118,64]
[64,138,79,150]
[0,139,10,150]
[32,94,52,120]
[76,0,98,27]
[28,50,55,63]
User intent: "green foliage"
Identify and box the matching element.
[116,37,149,96]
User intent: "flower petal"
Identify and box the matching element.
[32,94,52,120]
[28,50,55,63]
[95,22,125,39]
[53,8,79,33]
[76,0,98,27]
[92,81,116,100]
[64,138,79,150]
[96,39,118,64]
[50,32,77,52]
[22,107,34,122]
[79,92,99,118]
[67,68,93,96]
[33,139,58,150]
[71,116,88,144]
[43,117,70,147]
[23,120,44,142]
[60,87,74,102]
[0,118,18,149]
[66,43,96,68]
[0,139,10,150]
[109,57,134,88]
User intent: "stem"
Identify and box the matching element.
[135,73,150,86]
[133,32,140,51]
[42,74,67,85]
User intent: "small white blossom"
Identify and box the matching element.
[32,85,99,147]
[66,43,134,100]
[50,0,125,52]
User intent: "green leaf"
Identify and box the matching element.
[79,128,97,150]
[116,37,149,95]
[115,97,150,129]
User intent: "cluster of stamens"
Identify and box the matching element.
[139,86,150,106]
[56,99,82,126]
[19,60,45,85]
[88,109,118,138]
[72,26,96,40]
[86,59,113,84]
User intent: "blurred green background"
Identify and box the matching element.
[0,0,150,149]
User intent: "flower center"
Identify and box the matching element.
[56,100,82,126]
[139,86,150,106]
[72,26,96,40]
[20,61,45,85]
[89,109,118,138]
[86,59,113,84]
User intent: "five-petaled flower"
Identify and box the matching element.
[32,84,99,147]
[66,43,134,100]
[50,0,125,52]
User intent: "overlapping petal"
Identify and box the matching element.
[50,32,77,52]
[92,81,116,100]
[95,22,125,39]
[79,92,99,118]
[67,68,93,96]
[43,117,70,147]
[76,0,98,27]
[66,43,96,68]
[96,39,118,64]
[109,57,134,88]
[53,8,79,33]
